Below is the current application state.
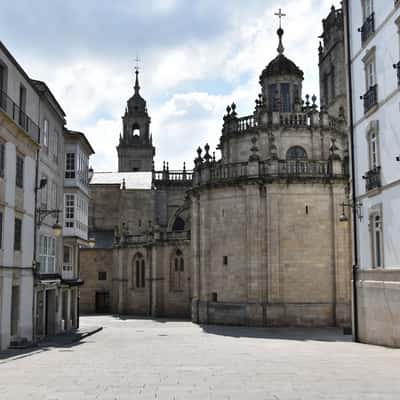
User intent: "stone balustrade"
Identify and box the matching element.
[222,109,342,136]
[193,158,345,186]
[153,170,193,185]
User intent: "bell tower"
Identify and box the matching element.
[117,66,155,172]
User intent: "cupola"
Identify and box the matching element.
[259,15,304,113]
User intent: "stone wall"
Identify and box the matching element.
[356,269,400,347]
[79,248,113,314]
[191,180,351,327]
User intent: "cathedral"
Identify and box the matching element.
[80,7,351,327]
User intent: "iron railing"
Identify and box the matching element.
[359,12,375,44]
[363,166,381,192]
[0,89,40,143]
[393,62,400,87]
[362,84,378,114]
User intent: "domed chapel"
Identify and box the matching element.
[81,7,351,327]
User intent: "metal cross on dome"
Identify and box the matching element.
[275,8,286,28]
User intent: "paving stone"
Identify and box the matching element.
[0,316,400,399]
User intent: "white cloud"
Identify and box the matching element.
[2,0,343,172]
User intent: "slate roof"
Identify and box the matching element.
[90,172,152,190]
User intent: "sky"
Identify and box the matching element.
[0,0,341,171]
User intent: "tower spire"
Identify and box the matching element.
[274,8,286,55]
[134,55,141,94]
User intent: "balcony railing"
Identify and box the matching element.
[279,113,308,127]
[197,160,335,185]
[209,162,248,182]
[363,166,381,192]
[153,170,193,184]
[359,12,375,44]
[224,115,258,135]
[362,84,378,114]
[394,62,400,87]
[261,160,331,177]
[0,89,40,143]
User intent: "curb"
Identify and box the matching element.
[79,326,103,341]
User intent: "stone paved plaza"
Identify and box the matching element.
[1,316,400,399]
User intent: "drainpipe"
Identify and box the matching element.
[32,97,41,342]
[344,0,359,342]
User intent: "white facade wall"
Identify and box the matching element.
[348,1,400,270]
[346,0,400,346]
[0,43,39,349]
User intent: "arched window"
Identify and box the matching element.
[172,216,185,232]
[132,123,140,137]
[286,146,307,160]
[170,249,184,291]
[133,253,145,289]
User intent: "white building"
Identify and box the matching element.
[0,42,40,350]
[32,80,67,338]
[62,129,94,330]
[344,0,400,346]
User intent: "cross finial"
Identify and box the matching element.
[134,54,141,94]
[134,53,140,73]
[274,8,286,28]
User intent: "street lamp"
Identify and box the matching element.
[35,178,63,236]
[37,208,63,237]
[88,167,94,182]
[339,201,363,222]
[88,237,96,248]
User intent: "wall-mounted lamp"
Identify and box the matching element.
[88,167,94,182]
[339,201,363,222]
[88,237,96,249]
[37,209,62,236]
[35,179,62,236]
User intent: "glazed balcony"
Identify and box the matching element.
[362,84,378,114]
[0,89,40,143]
[359,12,375,44]
[363,166,381,192]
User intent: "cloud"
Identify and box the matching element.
[0,0,342,171]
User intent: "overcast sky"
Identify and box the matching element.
[0,0,341,171]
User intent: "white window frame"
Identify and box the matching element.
[43,119,49,153]
[362,47,376,90]
[39,235,56,273]
[369,210,383,269]
[367,120,380,170]
[65,152,75,179]
[40,174,48,208]
[362,0,373,21]
[63,245,73,272]
[52,130,58,163]
[64,193,75,228]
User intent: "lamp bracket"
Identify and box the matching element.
[36,209,61,226]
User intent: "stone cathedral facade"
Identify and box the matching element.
[80,9,351,327]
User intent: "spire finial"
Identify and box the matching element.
[134,54,141,94]
[274,8,286,55]
[275,8,286,28]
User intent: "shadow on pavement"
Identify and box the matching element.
[0,326,102,363]
[200,324,352,342]
[81,313,191,324]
